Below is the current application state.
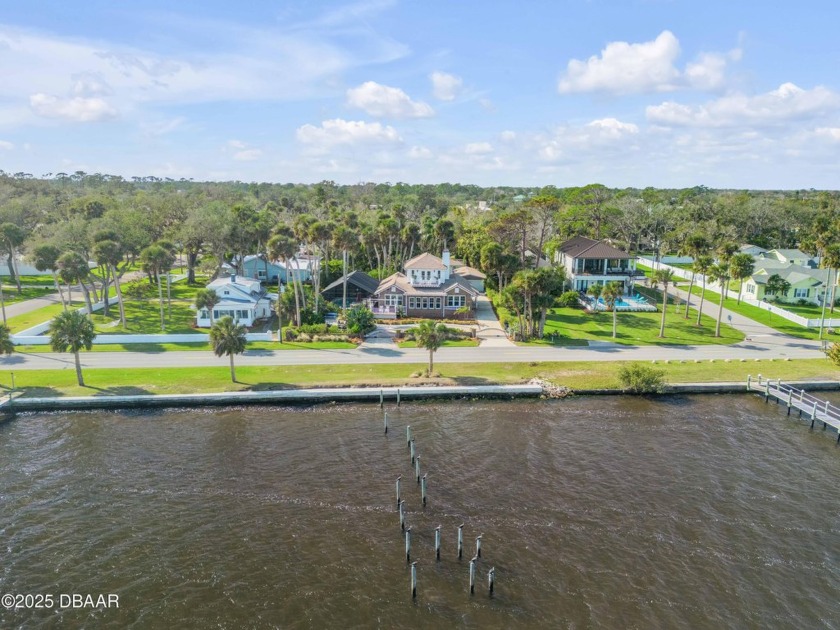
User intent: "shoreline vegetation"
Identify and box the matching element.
[1,358,836,400]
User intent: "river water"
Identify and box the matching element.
[1,395,839,629]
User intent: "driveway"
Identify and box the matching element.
[474,295,516,348]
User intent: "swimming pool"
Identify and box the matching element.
[590,295,658,312]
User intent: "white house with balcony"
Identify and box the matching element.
[369,250,478,319]
[195,274,274,328]
[555,236,642,293]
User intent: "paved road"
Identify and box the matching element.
[474,294,516,348]
[4,292,63,319]
[2,337,825,372]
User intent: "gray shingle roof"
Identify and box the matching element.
[558,236,633,260]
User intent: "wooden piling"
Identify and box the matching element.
[435,525,441,561]
[476,534,483,558]
[406,425,412,448]
[469,557,476,594]
[410,561,417,599]
[384,412,388,435]
[421,474,427,507]
[410,438,415,464]
[380,389,383,408]
[399,500,405,531]
[787,390,792,415]
[396,476,401,509]
[415,455,421,484]
[457,524,464,559]
[488,567,495,597]
[397,388,401,407]
[405,526,412,563]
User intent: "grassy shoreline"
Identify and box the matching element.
[1,358,836,399]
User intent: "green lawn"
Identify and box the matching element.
[15,340,357,353]
[497,294,743,346]
[6,300,87,332]
[0,286,56,305]
[687,286,839,341]
[0,358,835,398]
[1,275,59,288]
[772,301,836,318]
[92,299,206,334]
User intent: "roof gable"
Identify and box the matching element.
[404,252,447,270]
[559,237,632,260]
[321,270,380,294]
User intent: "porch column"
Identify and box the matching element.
[603,259,608,274]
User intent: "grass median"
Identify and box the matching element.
[1,358,835,398]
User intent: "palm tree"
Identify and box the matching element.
[715,242,738,303]
[0,323,14,357]
[765,274,791,302]
[139,245,174,331]
[194,289,220,327]
[332,225,357,311]
[652,268,674,338]
[708,263,730,337]
[601,281,624,338]
[49,310,96,386]
[415,320,447,376]
[92,239,127,328]
[587,283,603,312]
[729,253,755,304]
[0,222,26,294]
[681,234,709,319]
[268,233,300,325]
[210,316,247,382]
[32,244,67,310]
[155,240,179,320]
[693,255,714,326]
[818,244,840,339]
[56,251,93,313]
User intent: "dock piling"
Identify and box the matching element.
[399,500,405,531]
[380,389,383,408]
[435,525,441,561]
[457,524,464,559]
[396,476,401,509]
[406,425,412,448]
[469,557,476,594]
[415,455,421,484]
[410,438,415,464]
[384,412,388,435]
[488,567,495,597]
[405,526,412,563]
[410,561,417,599]
[421,474,427,507]
[787,390,793,415]
[476,534,483,558]
[397,388,401,407]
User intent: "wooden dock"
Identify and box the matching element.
[748,375,840,442]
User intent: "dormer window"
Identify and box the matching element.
[224,290,229,295]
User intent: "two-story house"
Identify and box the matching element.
[555,236,642,294]
[194,274,274,328]
[368,250,479,319]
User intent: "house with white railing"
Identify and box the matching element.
[555,236,644,294]
[368,250,478,319]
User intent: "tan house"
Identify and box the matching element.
[369,250,479,319]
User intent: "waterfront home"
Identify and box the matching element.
[452,265,486,292]
[744,261,830,305]
[195,274,274,327]
[321,271,380,306]
[555,236,642,293]
[757,248,816,268]
[368,250,478,319]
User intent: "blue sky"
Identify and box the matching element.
[1,0,839,188]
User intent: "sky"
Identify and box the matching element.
[1,0,840,189]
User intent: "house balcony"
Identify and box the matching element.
[409,280,444,288]
[572,268,644,277]
[370,305,399,319]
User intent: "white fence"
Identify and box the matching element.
[11,294,275,345]
[636,256,840,329]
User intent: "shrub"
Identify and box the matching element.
[123,280,155,300]
[297,332,312,342]
[827,342,840,367]
[618,363,666,394]
[284,328,298,341]
[556,290,581,308]
[346,305,376,334]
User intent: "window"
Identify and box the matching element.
[385,294,402,307]
[794,288,810,298]
[746,283,755,294]
[421,297,428,309]
[447,295,466,307]
[408,297,416,309]
[434,297,442,309]
[213,309,219,319]
[224,290,229,295]
[257,269,266,278]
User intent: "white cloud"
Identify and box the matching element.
[500,130,517,141]
[646,83,840,127]
[227,139,248,150]
[346,81,434,118]
[815,127,840,141]
[233,149,263,161]
[29,93,117,122]
[296,118,402,153]
[408,145,433,159]
[586,118,640,137]
[558,31,741,95]
[465,142,493,155]
[0,140,13,150]
[559,31,681,94]
[430,71,462,101]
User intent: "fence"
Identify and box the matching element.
[636,256,840,329]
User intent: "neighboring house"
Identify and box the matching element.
[227,248,320,284]
[321,271,380,306]
[738,244,768,257]
[194,274,274,327]
[452,265,486,293]
[555,237,641,293]
[368,250,479,319]
[758,248,816,268]
[744,262,830,305]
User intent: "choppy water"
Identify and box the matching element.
[1,395,839,629]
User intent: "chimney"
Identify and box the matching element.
[442,249,451,280]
